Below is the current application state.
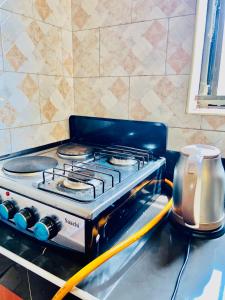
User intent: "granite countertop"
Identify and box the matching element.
[0,194,224,300]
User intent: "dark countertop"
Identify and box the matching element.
[0,195,225,300]
[106,223,225,300]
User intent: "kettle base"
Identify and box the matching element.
[169,215,225,239]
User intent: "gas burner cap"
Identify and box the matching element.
[3,156,58,175]
[108,155,137,166]
[62,169,95,190]
[57,144,93,160]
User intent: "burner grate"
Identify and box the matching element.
[107,145,153,162]
[93,147,151,169]
[63,164,106,192]
[38,143,155,202]
[66,161,122,184]
[42,167,107,199]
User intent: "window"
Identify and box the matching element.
[187,0,225,115]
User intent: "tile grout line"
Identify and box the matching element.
[0,119,69,131]
[60,28,64,78]
[0,72,194,81]
[73,74,191,79]
[71,0,77,116]
[0,26,5,71]
[128,76,131,120]
[1,122,225,133]
[73,77,76,114]
[70,0,73,32]
[37,74,43,125]
[8,128,14,153]
[165,18,170,75]
[130,0,134,24]
[1,69,74,79]
[99,28,101,76]
[0,7,73,32]
[167,126,225,132]
[8,127,13,153]
[71,13,196,33]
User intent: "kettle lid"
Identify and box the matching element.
[181,144,221,158]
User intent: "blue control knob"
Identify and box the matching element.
[14,207,37,230]
[0,200,17,220]
[33,216,60,241]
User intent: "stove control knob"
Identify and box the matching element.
[0,200,17,220]
[33,216,61,241]
[14,207,38,230]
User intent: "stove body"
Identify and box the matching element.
[0,116,167,258]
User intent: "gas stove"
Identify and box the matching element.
[0,116,167,258]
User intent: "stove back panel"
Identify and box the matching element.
[69,116,167,157]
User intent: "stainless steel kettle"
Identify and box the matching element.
[172,144,225,231]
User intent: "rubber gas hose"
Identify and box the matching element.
[52,178,173,300]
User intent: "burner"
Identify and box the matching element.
[62,169,95,190]
[108,155,137,166]
[57,144,93,160]
[3,156,58,175]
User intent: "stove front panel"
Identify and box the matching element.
[0,188,85,252]
[0,163,164,256]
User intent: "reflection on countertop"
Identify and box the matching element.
[0,196,224,300]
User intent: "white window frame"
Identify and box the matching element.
[187,0,225,116]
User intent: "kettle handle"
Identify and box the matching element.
[182,154,203,226]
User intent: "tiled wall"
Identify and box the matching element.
[72,0,225,156]
[1,1,225,157]
[0,0,73,155]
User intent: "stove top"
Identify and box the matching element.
[0,143,165,219]
[0,116,167,255]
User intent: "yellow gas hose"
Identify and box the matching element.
[52,178,173,300]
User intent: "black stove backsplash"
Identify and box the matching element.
[69,115,167,157]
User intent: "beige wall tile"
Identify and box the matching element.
[0,0,223,158]
[201,116,225,131]
[0,129,11,155]
[0,3,71,155]
[37,22,63,75]
[0,72,41,128]
[39,75,74,123]
[62,30,73,77]
[166,15,195,75]
[1,11,39,73]
[0,0,33,17]
[168,127,225,156]
[100,20,168,76]
[71,0,132,31]
[1,11,63,75]
[129,75,201,128]
[75,77,129,119]
[0,29,2,70]
[0,9,4,70]
[73,29,99,77]
[132,0,196,22]
[11,120,69,152]
[33,0,72,30]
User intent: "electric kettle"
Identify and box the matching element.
[172,144,225,233]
